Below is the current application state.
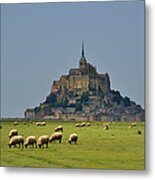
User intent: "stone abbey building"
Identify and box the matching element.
[51,43,110,95]
[25,43,145,122]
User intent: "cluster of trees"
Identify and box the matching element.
[44,91,90,111]
[111,90,131,107]
[43,88,131,113]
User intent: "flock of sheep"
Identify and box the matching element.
[7,120,141,149]
[8,124,78,149]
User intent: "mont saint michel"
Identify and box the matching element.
[25,43,144,122]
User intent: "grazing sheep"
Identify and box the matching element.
[9,129,18,138]
[128,122,137,129]
[54,125,63,132]
[104,125,109,130]
[75,123,81,128]
[86,122,91,127]
[13,121,18,126]
[103,122,109,130]
[49,132,62,143]
[68,133,78,144]
[37,135,49,148]
[80,122,86,127]
[41,121,46,126]
[36,122,46,126]
[25,136,37,148]
[8,135,24,149]
[36,122,40,126]
[132,122,137,127]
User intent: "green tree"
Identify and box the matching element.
[81,91,89,103]
[112,90,122,104]
[45,93,57,104]
[123,96,131,107]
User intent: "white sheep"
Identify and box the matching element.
[8,135,24,149]
[75,123,81,128]
[13,121,18,126]
[41,121,46,126]
[25,136,37,148]
[37,135,49,148]
[49,132,62,143]
[103,122,109,130]
[36,122,46,126]
[54,125,63,132]
[80,122,86,127]
[68,133,78,144]
[9,129,18,138]
[86,122,91,127]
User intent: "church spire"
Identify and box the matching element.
[79,41,87,68]
[82,41,84,57]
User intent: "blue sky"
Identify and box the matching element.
[1,1,144,117]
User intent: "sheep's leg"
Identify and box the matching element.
[46,143,48,148]
[59,139,61,144]
[14,144,17,148]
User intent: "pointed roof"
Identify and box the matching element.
[82,41,85,57]
[79,42,87,67]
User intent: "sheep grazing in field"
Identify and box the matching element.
[9,129,18,138]
[37,135,49,148]
[68,133,78,144]
[13,121,18,126]
[49,132,62,143]
[103,122,109,130]
[25,136,37,148]
[36,122,46,126]
[54,125,63,132]
[128,122,137,129]
[75,123,81,127]
[104,125,109,130]
[41,121,46,126]
[132,122,137,127]
[8,135,24,149]
[80,122,86,127]
[86,122,91,127]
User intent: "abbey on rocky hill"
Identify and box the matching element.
[25,43,145,122]
[52,42,110,95]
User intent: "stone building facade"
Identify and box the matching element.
[51,43,110,95]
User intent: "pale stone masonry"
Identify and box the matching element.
[51,43,110,95]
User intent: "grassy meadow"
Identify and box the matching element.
[0,120,145,170]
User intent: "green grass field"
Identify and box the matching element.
[0,120,144,170]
